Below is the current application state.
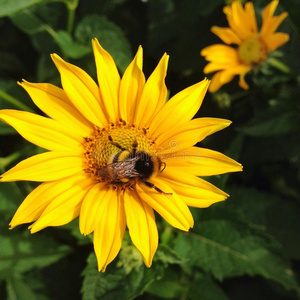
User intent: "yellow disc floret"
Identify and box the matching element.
[238,38,264,65]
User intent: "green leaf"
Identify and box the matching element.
[81,253,164,300]
[154,244,186,265]
[173,220,299,292]
[227,186,300,260]
[0,232,71,279]
[0,182,23,224]
[6,278,38,300]
[239,112,300,137]
[55,31,91,59]
[0,123,17,135]
[0,0,47,17]
[189,273,229,300]
[145,269,185,299]
[9,9,55,36]
[146,265,229,300]
[75,15,132,73]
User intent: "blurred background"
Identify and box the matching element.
[0,0,299,299]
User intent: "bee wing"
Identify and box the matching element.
[97,157,140,181]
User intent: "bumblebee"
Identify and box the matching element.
[97,135,170,194]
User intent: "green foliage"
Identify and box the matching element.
[81,253,164,300]
[240,112,300,136]
[74,15,132,73]
[174,220,298,291]
[0,0,300,299]
[55,30,91,59]
[0,232,71,279]
[0,0,47,17]
[6,277,47,300]
[227,186,300,261]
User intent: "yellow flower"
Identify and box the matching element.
[0,39,242,271]
[201,0,289,92]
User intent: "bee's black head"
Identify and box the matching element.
[134,152,153,179]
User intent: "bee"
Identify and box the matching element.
[97,135,171,195]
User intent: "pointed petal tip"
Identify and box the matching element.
[50,53,63,64]
[144,259,152,268]
[97,259,108,272]
[99,266,106,273]
[92,38,104,52]
[29,223,40,234]
[180,226,190,232]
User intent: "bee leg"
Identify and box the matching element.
[143,180,172,195]
[160,162,166,173]
[132,140,138,155]
[108,135,126,151]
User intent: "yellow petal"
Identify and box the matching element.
[1,151,83,182]
[262,0,278,20]
[211,26,242,45]
[137,179,194,231]
[0,110,82,151]
[92,38,120,122]
[159,168,228,208]
[9,174,88,228]
[238,70,250,90]
[51,54,108,127]
[261,0,281,36]
[208,72,224,92]
[205,62,251,91]
[264,32,290,52]
[119,46,145,124]
[149,79,210,136]
[201,44,239,65]
[265,12,288,37]
[124,189,158,267]
[244,2,258,34]
[79,183,114,235]
[134,53,169,127]
[219,71,236,84]
[19,81,92,137]
[30,176,94,233]
[209,71,235,92]
[162,146,242,176]
[156,118,231,155]
[225,1,255,40]
[94,190,126,272]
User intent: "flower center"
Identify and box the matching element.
[83,120,159,187]
[238,38,262,64]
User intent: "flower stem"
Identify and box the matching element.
[0,91,34,112]
[65,0,79,34]
[268,57,292,74]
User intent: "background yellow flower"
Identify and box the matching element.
[201,0,289,92]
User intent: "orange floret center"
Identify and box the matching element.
[83,119,156,183]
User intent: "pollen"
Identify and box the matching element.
[83,119,156,181]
